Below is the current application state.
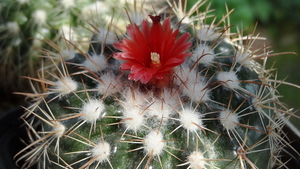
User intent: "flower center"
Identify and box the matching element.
[150,52,161,68]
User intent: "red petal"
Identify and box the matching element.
[131,64,144,74]
[165,57,184,66]
[130,70,144,81]
[141,73,152,84]
[141,69,157,84]
[169,34,191,56]
[113,52,124,60]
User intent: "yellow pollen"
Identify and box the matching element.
[151,52,161,65]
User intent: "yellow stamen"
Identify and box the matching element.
[150,52,161,68]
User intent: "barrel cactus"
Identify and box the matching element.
[16,0,299,168]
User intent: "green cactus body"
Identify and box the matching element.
[16,1,298,169]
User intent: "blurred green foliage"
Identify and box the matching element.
[188,0,300,28]
[188,0,272,28]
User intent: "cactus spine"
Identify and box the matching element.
[0,0,149,108]
[16,0,299,168]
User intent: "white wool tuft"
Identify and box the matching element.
[32,10,47,25]
[120,90,146,131]
[146,90,178,118]
[197,26,219,41]
[174,64,197,86]
[147,99,172,119]
[216,71,240,89]
[187,151,206,169]
[129,12,146,26]
[180,109,203,132]
[81,2,109,21]
[31,39,43,49]
[219,110,239,130]
[235,50,252,68]
[97,73,119,96]
[80,99,105,123]
[5,22,19,34]
[176,65,210,102]
[60,25,78,42]
[17,0,29,4]
[192,44,215,65]
[54,77,78,96]
[144,131,164,156]
[60,0,75,9]
[52,122,65,138]
[183,79,210,102]
[252,97,263,113]
[83,53,107,72]
[60,48,76,60]
[160,89,179,108]
[122,106,144,132]
[95,28,116,44]
[91,141,111,162]
[123,89,146,107]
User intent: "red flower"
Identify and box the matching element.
[113,15,192,84]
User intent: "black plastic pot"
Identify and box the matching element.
[0,105,28,169]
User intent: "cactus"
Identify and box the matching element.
[15,0,300,168]
[0,0,156,109]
